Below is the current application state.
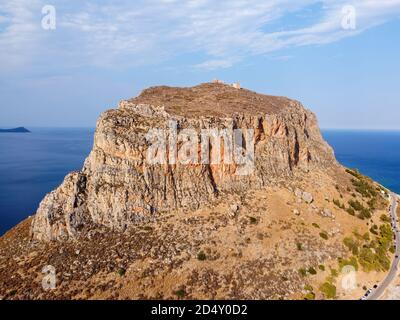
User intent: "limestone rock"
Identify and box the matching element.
[294,188,303,198]
[294,188,314,204]
[31,82,337,241]
[321,208,333,218]
[302,192,314,204]
[228,204,240,218]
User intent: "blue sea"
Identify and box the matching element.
[0,128,399,236]
[0,128,94,236]
[323,130,400,194]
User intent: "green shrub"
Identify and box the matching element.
[249,217,258,224]
[319,282,336,299]
[338,256,359,271]
[343,237,359,255]
[370,224,379,235]
[351,176,378,198]
[299,268,307,277]
[304,292,315,300]
[308,267,317,275]
[304,284,313,292]
[117,268,126,277]
[318,265,325,271]
[330,268,339,277]
[380,223,394,243]
[346,168,361,179]
[319,232,329,240]
[348,200,363,211]
[333,199,342,208]
[343,222,393,273]
[174,289,185,298]
[197,251,207,261]
[358,208,372,220]
[367,199,376,210]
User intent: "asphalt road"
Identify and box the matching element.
[365,192,399,300]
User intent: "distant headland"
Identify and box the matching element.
[0,127,30,133]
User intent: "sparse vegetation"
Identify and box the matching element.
[346,169,378,198]
[249,217,258,224]
[348,199,372,220]
[343,236,360,255]
[304,292,315,300]
[117,267,126,277]
[304,284,313,292]
[346,207,355,216]
[342,223,394,272]
[197,251,207,261]
[174,289,185,298]
[338,256,358,271]
[330,268,339,277]
[370,224,379,235]
[308,267,317,275]
[333,199,345,209]
[348,199,363,211]
[319,232,328,240]
[343,169,388,220]
[319,282,336,299]
[299,268,307,277]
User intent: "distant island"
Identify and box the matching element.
[0,127,30,133]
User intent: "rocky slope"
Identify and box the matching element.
[31,82,336,241]
[0,82,393,300]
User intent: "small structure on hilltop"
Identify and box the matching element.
[212,79,225,84]
[212,79,241,89]
[232,82,241,89]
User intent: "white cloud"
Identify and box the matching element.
[0,0,43,69]
[0,0,400,71]
[194,59,235,70]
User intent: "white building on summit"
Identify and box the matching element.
[212,79,241,89]
[232,82,241,89]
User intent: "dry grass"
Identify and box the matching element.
[0,168,392,300]
[129,82,294,117]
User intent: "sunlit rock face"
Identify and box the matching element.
[31,83,336,241]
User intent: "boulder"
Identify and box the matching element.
[302,192,314,204]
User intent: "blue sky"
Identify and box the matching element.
[0,0,399,129]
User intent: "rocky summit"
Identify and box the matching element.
[31,82,336,241]
[1,83,394,300]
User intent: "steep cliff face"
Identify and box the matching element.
[31,83,336,241]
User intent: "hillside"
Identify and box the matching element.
[0,83,394,300]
